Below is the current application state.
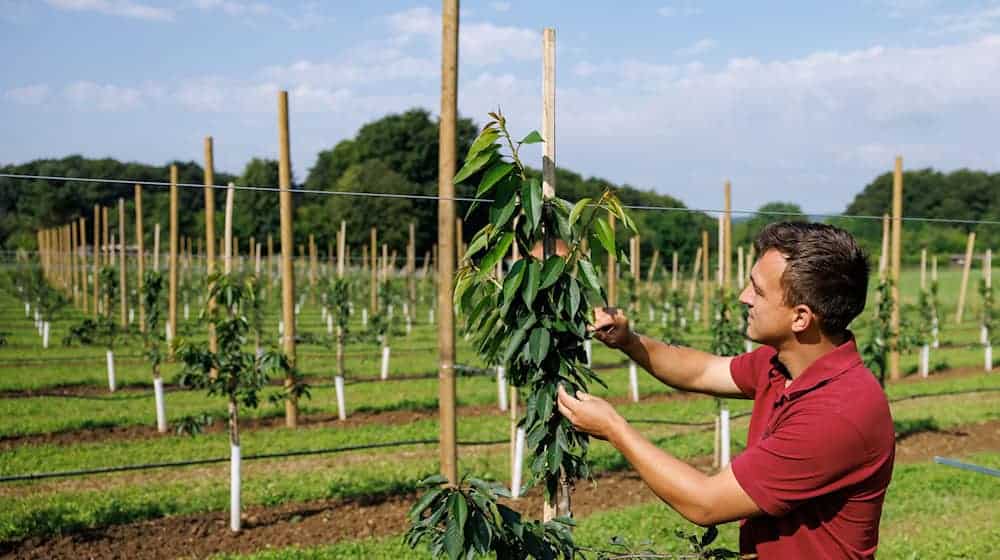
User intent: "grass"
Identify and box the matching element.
[214,452,1000,560]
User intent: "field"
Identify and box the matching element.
[2,256,1000,560]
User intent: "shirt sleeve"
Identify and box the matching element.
[730,411,871,517]
[729,345,775,400]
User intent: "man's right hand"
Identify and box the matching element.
[589,307,636,350]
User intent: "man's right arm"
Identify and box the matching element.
[591,307,747,399]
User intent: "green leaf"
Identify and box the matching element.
[592,217,616,256]
[444,493,467,560]
[519,130,544,144]
[522,260,541,308]
[489,176,519,230]
[465,129,499,161]
[528,327,551,365]
[568,278,581,316]
[453,148,496,185]
[408,487,446,521]
[577,259,602,295]
[538,256,565,290]
[522,178,542,231]
[569,198,591,227]
[476,162,514,198]
[464,228,489,260]
[476,232,514,280]
[502,260,526,311]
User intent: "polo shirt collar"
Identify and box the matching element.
[769,332,863,400]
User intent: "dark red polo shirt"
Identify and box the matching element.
[729,337,895,559]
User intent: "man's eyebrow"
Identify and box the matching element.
[750,273,763,294]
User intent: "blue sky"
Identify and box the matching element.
[5,1,1000,214]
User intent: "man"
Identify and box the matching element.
[557,222,895,559]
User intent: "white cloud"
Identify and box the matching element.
[192,0,270,17]
[5,84,51,105]
[44,0,174,21]
[64,81,145,110]
[385,6,540,65]
[674,38,718,57]
[657,1,702,17]
[490,1,511,12]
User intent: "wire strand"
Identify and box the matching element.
[3,172,1000,226]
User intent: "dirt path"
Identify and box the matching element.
[4,419,998,560]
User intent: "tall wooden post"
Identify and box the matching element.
[168,165,179,348]
[607,214,617,306]
[70,221,79,307]
[889,157,903,380]
[956,232,976,324]
[118,198,128,328]
[370,227,378,313]
[920,248,927,292]
[278,90,299,428]
[408,222,417,310]
[309,234,318,298]
[724,180,732,290]
[671,251,679,291]
[539,26,567,520]
[93,207,101,317]
[337,221,346,278]
[438,0,459,485]
[102,206,110,269]
[879,214,890,280]
[702,230,710,327]
[80,217,88,314]
[135,185,145,332]
[204,136,218,355]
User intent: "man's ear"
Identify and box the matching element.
[790,304,815,333]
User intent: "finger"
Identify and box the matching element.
[557,384,578,408]
[556,398,572,420]
[575,390,592,401]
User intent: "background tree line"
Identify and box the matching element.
[3,108,997,271]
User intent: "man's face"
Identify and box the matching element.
[738,249,796,345]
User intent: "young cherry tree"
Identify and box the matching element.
[178,272,293,532]
[407,111,636,559]
[141,270,168,432]
[325,277,351,419]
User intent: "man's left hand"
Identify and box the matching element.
[557,385,624,441]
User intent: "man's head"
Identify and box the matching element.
[739,222,869,345]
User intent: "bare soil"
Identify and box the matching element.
[4,419,999,560]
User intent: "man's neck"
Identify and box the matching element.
[774,331,847,380]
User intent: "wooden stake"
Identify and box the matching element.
[135,185,145,332]
[204,137,217,356]
[370,227,378,313]
[438,0,459,485]
[671,251,679,291]
[337,221,346,278]
[607,214,617,306]
[724,180,732,290]
[102,206,110,268]
[889,156,903,380]
[168,165,179,348]
[118,198,128,328]
[879,214,890,280]
[646,249,659,287]
[309,234,318,297]
[153,223,160,272]
[956,232,976,324]
[702,230,710,327]
[408,222,416,310]
[278,90,299,428]
[80,217,88,314]
[224,184,234,274]
[920,248,927,292]
[70,221,79,307]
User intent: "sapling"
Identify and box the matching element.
[141,270,168,432]
[409,111,636,559]
[709,286,743,469]
[979,277,994,371]
[64,266,122,391]
[178,272,293,532]
[371,279,403,380]
[325,277,352,419]
[861,279,893,388]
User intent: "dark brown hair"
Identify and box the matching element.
[754,222,870,336]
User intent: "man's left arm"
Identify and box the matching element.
[557,386,761,526]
